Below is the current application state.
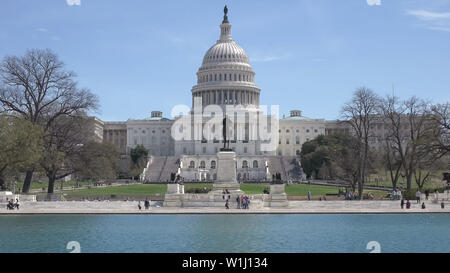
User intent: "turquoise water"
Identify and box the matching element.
[0,214,449,253]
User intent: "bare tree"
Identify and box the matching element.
[401,97,434,189]
[40,114,91,194]
[341,87,380,199]
[0,49,98,193]
[429,103,450,158]
[379,95,406,190]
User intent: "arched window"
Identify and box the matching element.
[189,161,195,168]
[253,160,258,168]
[213,173,217,180]
[210,160,216,169]
[242,160,248,168]
[200,161,206,169]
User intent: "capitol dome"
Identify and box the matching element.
[192,6,260,109]
[201,41,250,67]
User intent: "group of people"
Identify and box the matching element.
[392,188,402,200]
[223,190,251,210]
[400,198,427,209]
[6,198,20,210]
[137,199,151,210]
[234,195,251,209]
[345,191,356,200]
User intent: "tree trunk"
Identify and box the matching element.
[406,172,412,190]
[22,170,34,193]
[48,174,56,194]
[0,173,5,191]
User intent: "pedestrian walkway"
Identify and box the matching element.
[1,200,449,214]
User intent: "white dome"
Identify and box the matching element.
[191,7,260,109]
[202,41,250,66]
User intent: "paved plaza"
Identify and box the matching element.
[1,199,449,214]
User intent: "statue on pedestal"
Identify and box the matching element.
[221,117,232,151]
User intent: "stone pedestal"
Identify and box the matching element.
[163,183,184,207]
[212,151,242,193]
[264,184,289,207]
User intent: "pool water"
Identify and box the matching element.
[0,214,448,253]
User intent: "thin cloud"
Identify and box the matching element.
[407,10,450,20]
[251,53,292,63]
[407,9,450,31]
[66,0,81,6]
[366,0,381,6]
[36,28,48,32]
[252,56,282,62]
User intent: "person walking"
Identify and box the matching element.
[401,198,405,209]
[144,199,150,210]
[14,198,20,210]
[415,190,421,204]
[425,189,429,200]
[307,191,311,201]
[138,201,142,210]
[236,195,241,209]
[225,199,229,209]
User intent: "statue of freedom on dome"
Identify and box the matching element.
[222,5,229,24]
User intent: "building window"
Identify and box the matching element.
[202,147,206,154]
[200,161,206,169]
[211,161,216,169]
[244,147,247,153]
[189,161,195,168]
[306,129,310,133]
[286,139,289,144]
[253,160,258,168]
[242,160,248,168]
[296,136,300,145]
[183,147,187,154]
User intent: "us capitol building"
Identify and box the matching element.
[95,7,350,182]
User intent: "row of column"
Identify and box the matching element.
[193,90,260,106]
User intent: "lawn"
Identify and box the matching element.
[15,181,96,191]
[64,184,167,196]
[61,183,386,197]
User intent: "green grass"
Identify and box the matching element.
[240,184,270,194]
[15,181,95,191]
[64,184,167,196]
[61,183,385,197]
[240,183,343,195]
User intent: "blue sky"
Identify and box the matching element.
[1,0,449,121]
